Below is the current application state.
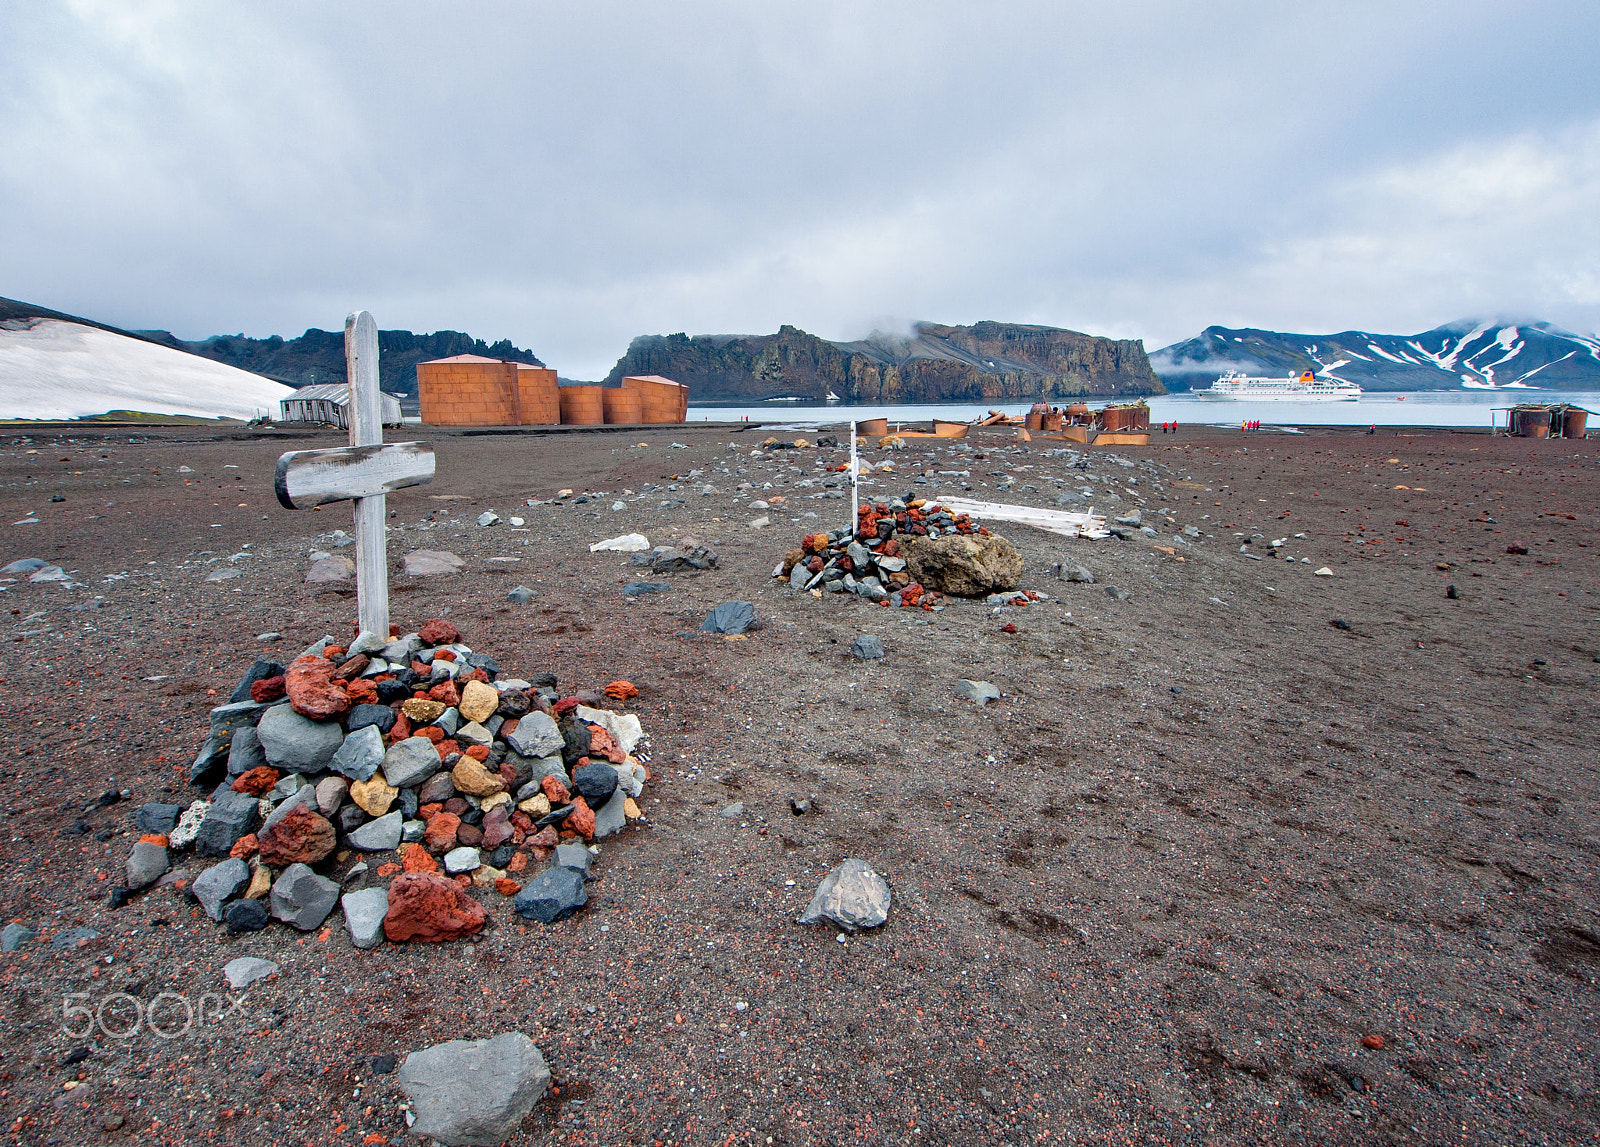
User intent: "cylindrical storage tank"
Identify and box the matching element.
[1025,412,1045,430]
[602,388,643,425]
[1102,406,1134,432]
[1561,408,1588,438]
[1520,408,1551,438]
[559,385,604,425]
[1066,403,1089,423]
[1044,412,1064,431]
[857,417,889,436]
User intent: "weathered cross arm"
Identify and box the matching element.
[274,442,436,509]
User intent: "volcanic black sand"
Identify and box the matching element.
[0,420,1595,1146]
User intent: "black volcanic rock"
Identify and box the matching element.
[602,321,1163,403]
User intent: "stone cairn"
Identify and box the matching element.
[121,618,647,945]
[774,498,988,607]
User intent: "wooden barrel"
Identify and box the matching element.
[602,388,642,425]
[857,417,889,436]
[559,386,605,426]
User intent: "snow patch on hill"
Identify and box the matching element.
[0,319,292,421]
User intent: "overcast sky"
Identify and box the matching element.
[3,1,1599,378]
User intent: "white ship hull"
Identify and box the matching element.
[1196,371,1362,401]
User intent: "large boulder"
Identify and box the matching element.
[900,533,1022,596]
[256,705,343,772]
[398,1032,549,1146]
[383,872,487,942]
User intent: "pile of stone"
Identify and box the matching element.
[775,499,1015,608]
[122,619,650,946]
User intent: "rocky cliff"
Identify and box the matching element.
[603,321,1163,402]
[134,328,545,397]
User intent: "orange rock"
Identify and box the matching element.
[420,725,444,743]
[284,654,351,720]
[423,812,461,853]
[494,878,521,897]
[506,851,529,873]
[375,863,402,878]
[382,872,485,942]
[500,717,519,739]
[604,680,639,701]
[346,678,379,705]
[418,802,443,821]
[541,775,571,804]
[418,618,460,645]
[257,804,336,866]
[463,744,490,762]
[567,795,595,840]
[231,765,281,796]
[586,725,625,764]
[323,646,346,661]
[400,842,438,874]
[461,668,490,684]
[1362,1034,1386,1050]
[228,833,259,860]
[434,738,460,760]
[138,833,169,847]
[454,874,472,888]
[427,680,460,707]
[433,649,457,662]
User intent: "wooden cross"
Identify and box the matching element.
[274,311,435,639]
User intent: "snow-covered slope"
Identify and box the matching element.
[1151,320,1600,392]
[0,317,293,421]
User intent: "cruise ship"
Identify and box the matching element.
[1196,369,1362,401]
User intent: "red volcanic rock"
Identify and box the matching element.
[586,725,625,764]
[418,802,443,820]
[284,654,351,720]
[423,812,461,853]
[455,822,484,847]
[257,804,336,866]
[541,776,571,804]
[418,618,460,646]
[427,680,460,707]
[463,744,490,762]
[527,826,559,849]
[604,680,639,701]
[495,878,521,897]
[435,738,460,760]
[496,761,517,788]
[250,676,286,703]
[382,872,486,943]
[231,766,281,796]
[480,808,513,849]
[553,697,580,717]
[400,842,438,873]
[462,668,490,684]
[506,851,530,874]
[345,678,379,705]
[567,795,595,840]
[389,713,412,742]
[228,833,259,860]
[509,811,534,834]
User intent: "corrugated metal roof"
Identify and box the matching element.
[289,383,351,402]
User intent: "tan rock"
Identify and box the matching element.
[470,864,506,888]
[624,796,643,820]
[452,755,506,798]
[246,861,273,899]
[480,791,512,812]
[401,698,447,724]
[457,679,499,724]
[517,793,551,817]
[350,775,399,816]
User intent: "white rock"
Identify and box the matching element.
[589,533,650,553]
[223,956,280,990]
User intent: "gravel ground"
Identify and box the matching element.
[0,419,1596,1146]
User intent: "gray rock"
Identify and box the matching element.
[134,802,182,836]
[591,789,627,839]
[571,762,618,806]
[256,705,343,772]
[399,1032,550,1146]
[514,865,588,923]
[222,956,280,990]
[167,800,211,849]
[477,510,501,527]
[0,558,47,575]
[850,634,885,660]
[338,805,368,833]
[789,563,810,588]
[299,634,337,658]
[798,858,891,932]
[348,811,403,851]
[348,630,387,656]
[195,790,261,858]
[224,898,270,932]
[504,711,563,759]
[610,760,645,798]
[954,679,1001,706]
[701,600,757,635]
[1115,509,1142,526]
[1105,585,1132,601]
[341,887,389,950]
[443,846,481,875]
[876,555,907,573]
[270,772,309,800]
[315,775,348,817]
[189,729,228,782]
[402,549,465,577]
[269,863,340,931]
[553,842,593,876]
[381,635,420,664]
[346,703,396,735]
[846,541,872,569]
[226,725,269,776]
[260,784,317,835]
[0,923,34,951]
[507,585,535,605]
[1183,524,1201,538]
[50,927,100,949]
[306,556,356,583]
[401,819,425,843]
[1059,565,1095,583]
[329,723,385,782]
[433,706,460,737]
[417,772,457,804]
[382,736,444,788]
[622,580,670,596]
[125,842,168,891]
[192,858,250,921]
[456,720,492,748]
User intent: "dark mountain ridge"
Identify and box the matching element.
[1152,320,1600,392]
[603,321,1163,403]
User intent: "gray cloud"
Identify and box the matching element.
[2,0,1598,378]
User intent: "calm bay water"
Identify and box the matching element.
[688,390,1600,431]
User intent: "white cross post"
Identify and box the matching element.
[274,311,435,640]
